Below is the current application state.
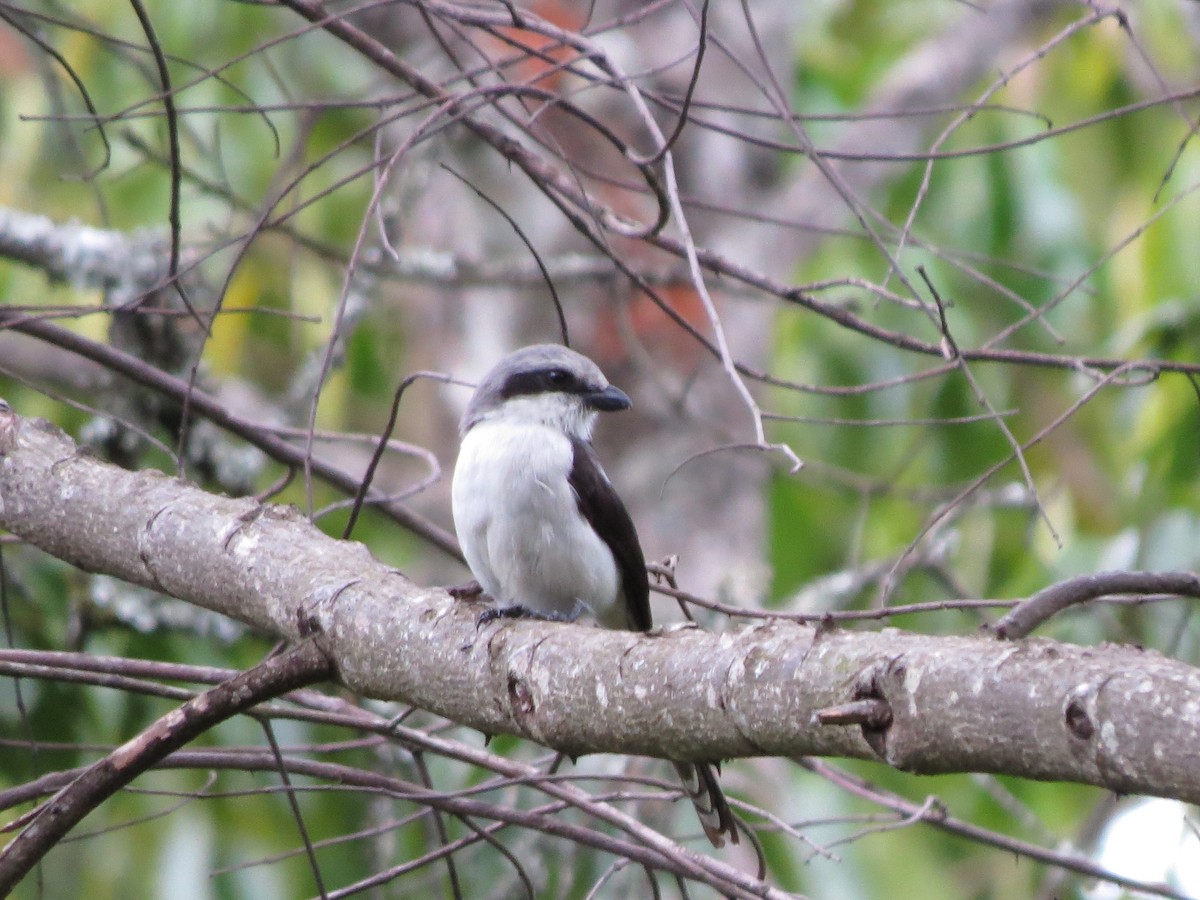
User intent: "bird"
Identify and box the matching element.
[451,343,738,847]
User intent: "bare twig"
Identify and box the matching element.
[992,571,1200,640]
[0,640,335,894]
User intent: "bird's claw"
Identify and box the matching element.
[476,604,578,628]
[476,605,530,628]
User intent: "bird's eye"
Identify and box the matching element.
[545,368,572,388]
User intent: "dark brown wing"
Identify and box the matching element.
[570,440,736,846]
[568,436,651,631]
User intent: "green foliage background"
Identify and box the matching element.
[2,2,1199,898]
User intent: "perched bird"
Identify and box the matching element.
[451,344,738,847]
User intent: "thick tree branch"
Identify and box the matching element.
[0,206,167,301]
[0,314,461,560]
[1,405,1199,809]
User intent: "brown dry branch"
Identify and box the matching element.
[0,309,461,560]
[993,571,1200,640]
[0,640,335,894]
[0,654,780,899]
[1,404,1198,809]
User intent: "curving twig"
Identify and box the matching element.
[0,640,335,894]
[992,571,1200,640]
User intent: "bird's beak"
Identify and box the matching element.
[585,384,631,412]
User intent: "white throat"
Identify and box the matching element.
[475,393,598,441]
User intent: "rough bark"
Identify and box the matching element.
[1,404,1198,805]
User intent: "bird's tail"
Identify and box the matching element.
[672,761,738,847]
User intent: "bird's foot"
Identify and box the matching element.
[477,604,579,628]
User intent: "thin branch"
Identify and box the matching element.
[0,641,335,893]
[442,164,569,345]
[802,759,1195,900]
[0,309,463,561]
[125,0,199,325]
[993,572,1200,640]
[260,717,330,899]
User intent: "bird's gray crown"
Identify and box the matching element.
[461,344,628,434]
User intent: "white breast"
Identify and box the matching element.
[451,421,621,623]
